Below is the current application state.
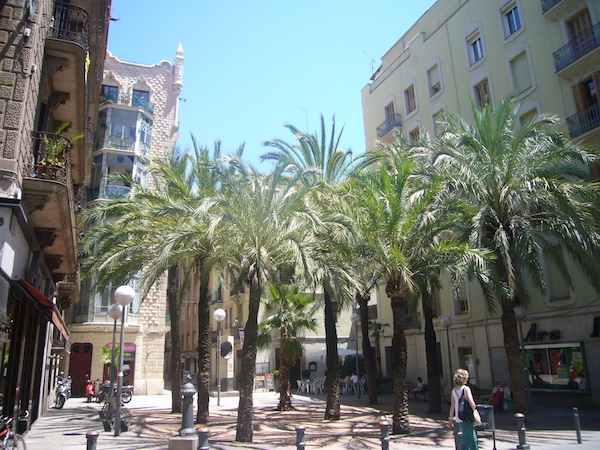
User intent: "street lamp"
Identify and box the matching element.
[214,308,226,406]
[514,306,532,411]
[107,303,123,411]
[441,316,453,384]
[113,285,135,437]
[350,313,361,399]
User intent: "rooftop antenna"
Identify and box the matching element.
[364,51,375,76]
[300,107,309,133]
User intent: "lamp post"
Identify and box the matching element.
[107,303,122,409]
[113,285,135,437]
[350,313,361,399]
[214,308,226,406]
[514,306,532,412]
[441,316,453,384]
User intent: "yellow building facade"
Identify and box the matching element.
[362,0,600,408]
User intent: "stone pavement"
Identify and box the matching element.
[23,390,600,449]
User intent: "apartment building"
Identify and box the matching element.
[69,46,184,396]
[0,0,111,429]
[361,0,600,408]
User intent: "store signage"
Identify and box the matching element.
[523,323,561,342]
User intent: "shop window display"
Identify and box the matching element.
[521,343,587,391]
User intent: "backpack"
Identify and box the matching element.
[458,389,474,422]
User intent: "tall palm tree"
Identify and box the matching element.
[259,283,318,411]
[206,156,320,442]
[262,114,358,419]
[341,137,490,433]
[435,94,600,415]
[82,142,223,417]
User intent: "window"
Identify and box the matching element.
[474,78,491,108]
[409,127,420,141]
[427,64,442,97]
[509,51,533,94]
[385,102,395,120]
[132,89,150,107]
[367,304,378,320]
[503,5,522,37]
[453,280,469,314]
[100,85,118,104]
[543,245,572,303]
[519,107,538,127]
[109,109,137,138]
[572,74,599,113]
[433,110,445,138]
[523,343,588,391]
[567,9,592,43]
[404,84,417,115]
[467,30,485,66]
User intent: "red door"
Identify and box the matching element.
[69,343,93,397]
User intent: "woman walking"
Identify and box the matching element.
[448,369,479,449]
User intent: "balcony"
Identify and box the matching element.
[132,94,155,115]
[553,22,600,74]
[566,103,600,138]
[541,0,585,20]
[22,132,78,283]
[376,113,402,138]
[49,2,90,51]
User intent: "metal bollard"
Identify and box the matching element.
[86,430,99,450]
[296,425,306,450]
[180,376,197,436]
[515,413,530,450]
[453,422,462,450]
[379,420,390,450]
[197,427,209,450]
[573,407,582,444]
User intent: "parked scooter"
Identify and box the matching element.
[85,378,101,403]
[55,374,71,409]
[96,381,133,404]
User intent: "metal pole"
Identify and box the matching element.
[296,425,306,450]
[380,420,390,450]
[217,321,221,406]
[518,321,532,412]
[446,328,452,383]
[197,427,209,450]
[109,317,117,411]
[573,407,582,444]
[515,413,530,449]
[355,322,360,399]
[114,307,127,436]
[86,430,99,450]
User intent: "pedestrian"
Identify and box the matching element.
[448,368,479,449]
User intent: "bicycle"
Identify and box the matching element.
[0,417,26,449]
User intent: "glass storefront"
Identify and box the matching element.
[522,342,587,391]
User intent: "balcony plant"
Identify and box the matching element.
[39,122,83,168]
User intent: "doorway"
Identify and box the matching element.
[458,347,477,386]
[69,343,93,397]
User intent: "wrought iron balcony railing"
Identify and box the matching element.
[99,92,118,105]
[49,1,90,51]
[376,113,402,138]
[541,0,562,13]
[566,103,600,137]
[132,94,155,114]
[27,131,73,186]
[553,22,600,72]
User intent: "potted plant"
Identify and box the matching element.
[273,369,281,392]
[37,122,82,178]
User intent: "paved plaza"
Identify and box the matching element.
[23,390,600,449]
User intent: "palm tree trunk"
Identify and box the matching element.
[167,265,182,413]
[196,263,211,424]
[236,267,261,442]
[278,326,293,410]
[373,326,383,378]
[501,300,528,414]
[390,294,409,434]
[324,286,341,420]
[357,292,378,404]
[421,291,442,413]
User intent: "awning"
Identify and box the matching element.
[20,279,69,341]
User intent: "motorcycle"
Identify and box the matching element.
[54,375,71,409]
[97,381,133,404]
[86,378,101,402]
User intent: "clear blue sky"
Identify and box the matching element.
[107,1,437,168]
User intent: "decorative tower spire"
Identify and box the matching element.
[173,43,184,93]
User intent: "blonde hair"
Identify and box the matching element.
[453,369,469,386]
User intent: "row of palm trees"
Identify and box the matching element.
[81,95,600,441]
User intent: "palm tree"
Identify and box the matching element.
[435,94,600,415]
[82,142,223,416]
[206,156,320,442]
[262,114,358,419]
[340,137,490,433]
[259,283,318,411]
